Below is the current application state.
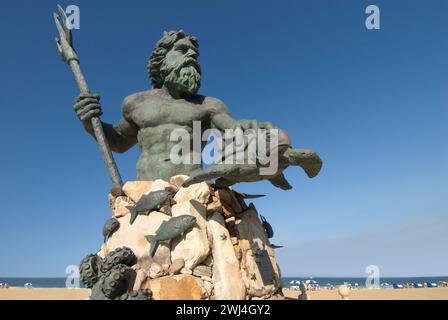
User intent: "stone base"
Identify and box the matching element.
[142,274,205,300]
[95,175,283,300]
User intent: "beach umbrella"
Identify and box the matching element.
[307,279,318,285]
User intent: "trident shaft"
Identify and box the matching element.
[53,5,123,189]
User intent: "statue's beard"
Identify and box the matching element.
[164,58,201,96]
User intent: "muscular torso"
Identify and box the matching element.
[121,89,231,181]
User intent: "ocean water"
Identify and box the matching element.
[0,277,83,288]
[1,276,448,289]
[282,276,448,288]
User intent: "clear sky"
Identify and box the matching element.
[0,0,447,277]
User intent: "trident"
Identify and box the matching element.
[53,5,123,190]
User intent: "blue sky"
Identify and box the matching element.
[0,0,447,277]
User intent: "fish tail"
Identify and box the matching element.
[146,235,159,257]
[129,211,137,225]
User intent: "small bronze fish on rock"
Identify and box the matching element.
[102,218,120,243]
[127,190,173,225]
[260,215,274,239]
[145,215,197,257]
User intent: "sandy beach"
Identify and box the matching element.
[283,287,448,300]
[0,287,447,300]
[0,288,90,300]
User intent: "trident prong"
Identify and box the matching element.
[53,11,78,63]
[57,4,73,47]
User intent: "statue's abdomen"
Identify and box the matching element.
[136,124,200,181]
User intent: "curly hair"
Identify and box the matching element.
[148,30,199,88]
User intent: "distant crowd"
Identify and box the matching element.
[0,282,34,288]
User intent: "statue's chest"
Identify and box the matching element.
[132,100,209,128]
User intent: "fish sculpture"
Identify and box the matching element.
[145,215,197,257]
[127,190,173,225]
[234,191,266,199]
[260,215,274,239]
[102,218,120,243]
[182,148,322,190]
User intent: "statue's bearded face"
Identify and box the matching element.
[162,38,201,96]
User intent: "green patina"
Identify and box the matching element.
[74,30,322,186]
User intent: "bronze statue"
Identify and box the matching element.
[53,7,323,301]
[71,30,322,185]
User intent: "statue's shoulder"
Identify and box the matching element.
[201,96,231,116]
[122,90,160,113]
